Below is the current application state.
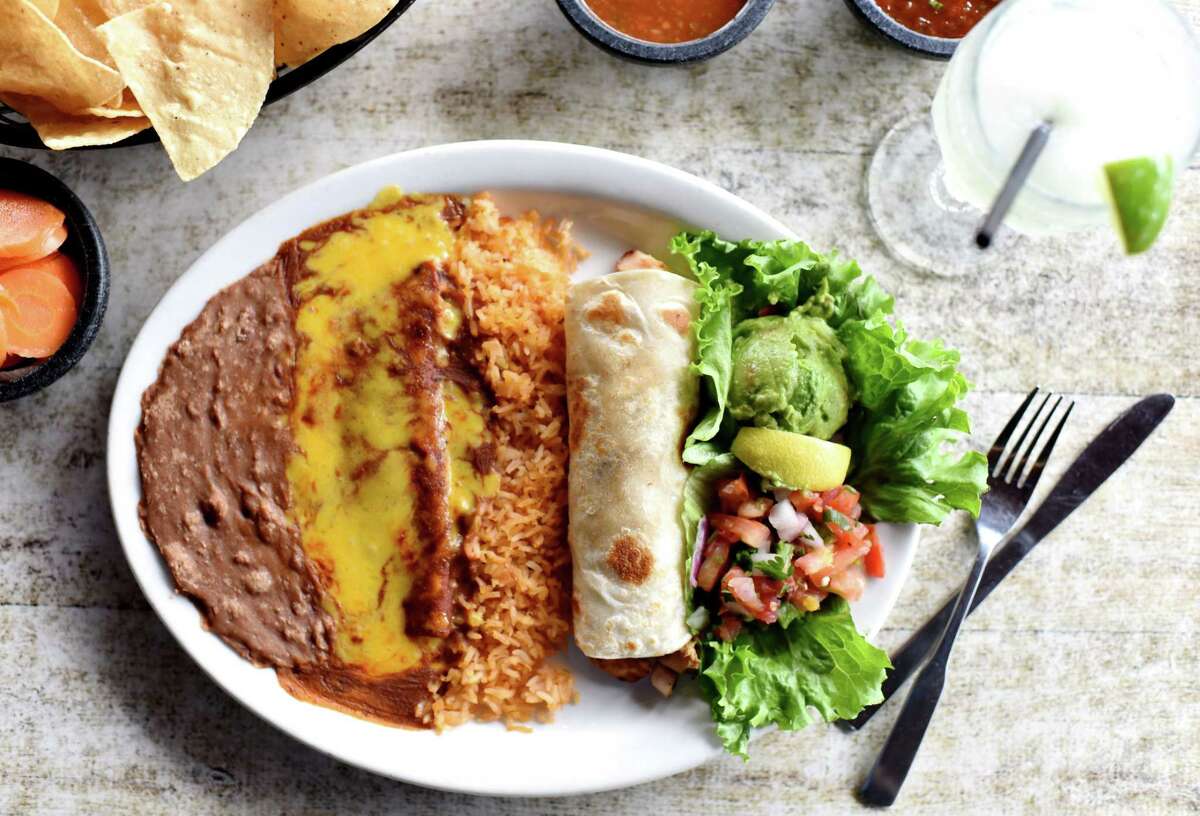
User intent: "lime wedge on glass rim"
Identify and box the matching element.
[1104,156,1175,255]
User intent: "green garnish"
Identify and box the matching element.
[823,507,854,531]
[929,0,944,9]
[752,540,794,580]
[775,601,802,628]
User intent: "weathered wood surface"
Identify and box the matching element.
[1,0,1198,813]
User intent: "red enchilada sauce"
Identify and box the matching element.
[585,0,746,44]
[878,0,1002,39]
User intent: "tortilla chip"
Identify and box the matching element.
[0,0,125,112]
[81,89,144,118]
[53,0,114,65]
[1,92,150,148]
[98,0,273,181]
[273,0,396,67]
[30,0,61,18]
[95,0,153,15]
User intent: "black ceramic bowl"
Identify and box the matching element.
[842,0,958,59]
[0,159,109,402]
[557,0,776,64]
[0,0,416,150]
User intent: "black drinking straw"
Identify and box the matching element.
[975,121,1054,249]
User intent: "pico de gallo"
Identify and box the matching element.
[691,472,885,643]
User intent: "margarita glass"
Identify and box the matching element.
[867,0,1200,276]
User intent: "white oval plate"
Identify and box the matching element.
[108,141,919,797]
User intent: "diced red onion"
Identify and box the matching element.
[689,517,708,588]
[798,522,824,550]
[768,498,809,542]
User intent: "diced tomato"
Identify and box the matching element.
[828,561,867,602]
[714,614,743,642]
[795,543,833,577]
[696,535,733,592]
[737,497,773,519]
[798,539,870,590]
[820,508,868,547]
[722,567,758,605]
[722,567,779,624]
[717,475,752,514]
[864,525,885,578]
[753,575,785,601]
[829,521,870,548]
[789,489,823,518]
[823,486,861,517]
[709,513,771,550]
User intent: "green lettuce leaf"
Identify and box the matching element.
[673,230,987,525]
[700,597,891,758]
[673,233,740,464]
[840,314,989,522]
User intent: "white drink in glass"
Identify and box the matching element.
[865,0,1200,276]
[932,0,1200,235]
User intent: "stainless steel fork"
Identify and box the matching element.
[859,388,1074,808]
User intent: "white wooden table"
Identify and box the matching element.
[2,1,1198,812]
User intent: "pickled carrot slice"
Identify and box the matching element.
[0,224,68,271]
[0,190,66,259]
[0,267,77,358]
[10,252,84,307]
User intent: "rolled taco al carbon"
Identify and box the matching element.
[565,256,698,670]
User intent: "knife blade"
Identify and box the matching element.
[839,393,1175,732]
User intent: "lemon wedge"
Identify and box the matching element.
[731,427,851,491]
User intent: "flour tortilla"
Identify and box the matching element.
[566,268,698,659]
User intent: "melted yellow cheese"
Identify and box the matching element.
[370,184,408,209]
[286,197,480,676]
[445,381,501,517]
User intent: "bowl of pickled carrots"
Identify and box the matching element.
[0,159,109,402]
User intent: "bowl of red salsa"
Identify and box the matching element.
[556,0,776,64]
[843,0,1003,58]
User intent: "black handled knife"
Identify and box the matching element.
[840,393,1175,733]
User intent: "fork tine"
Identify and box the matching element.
[1017,399,1074,490]
[988,388,1040,476]
[1008,396,1065,484]
[999,391,1054,479]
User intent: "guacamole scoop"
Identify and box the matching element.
[728,312,851,439]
